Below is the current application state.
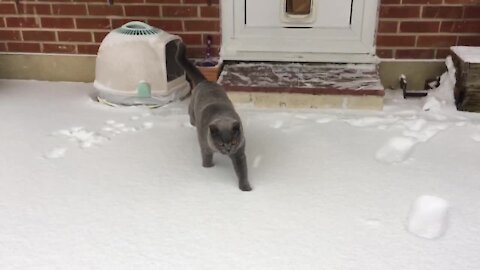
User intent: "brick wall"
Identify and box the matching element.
[0,0,479,60]
[0,0,220,58]
[377,0,480,59]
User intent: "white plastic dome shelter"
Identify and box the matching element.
[94,21,190,107]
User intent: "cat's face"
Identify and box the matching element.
[208,120,243,155]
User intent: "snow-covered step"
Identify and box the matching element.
[451,46,480,112]
[218,62,385,110]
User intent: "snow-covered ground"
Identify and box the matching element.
[1,78,480,269]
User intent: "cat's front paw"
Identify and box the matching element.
[202,161,214,168]
[239,183,252,192]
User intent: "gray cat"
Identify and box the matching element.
[175,41,252,192]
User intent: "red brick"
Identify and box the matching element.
[376,49,394,58]
[52,4,87,15]
[376,35,416,47]
[111,19,139,28]
[43,43,76,54]
[58,31,92,42]
[444,0,480,4]
[175,33,202,45]
[0,3,16,14]
[205,33,220,46]
[72,0,105,2]
[162,6,198,17]
[146,0,181,3]
[184,20,220,31]
[400,21,439,33]
[441,21,480,33]
[125,6,160,17]
[200,6,219,17]
[0,19,4,28]
[7,42,41,53]
[114,0,143,3]
[458,35,480,46]
[88,5,124,16]
[379,6,420,18]
[185,46,204,58]
[464,6,480,18]
[417,35,457,47]
[23,31,56,41]
[17,4,51,15]
[148,19,183,31]
[0,43,6,51]
[185,46,220,58]
[41,18,75,29]
[0,30,21,41]
[381,0,400,4]
[396,49,435,59]
[436,49,451,59]
[6,17,40,28]
[377,21,397,33]
[402,0,442,4]
[78,44,100,54]
[76,18,111,29]
[422,6,463,18]
[184,0,219,3]
[94,31,109,42]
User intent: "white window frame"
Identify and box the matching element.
[220,0,380,63]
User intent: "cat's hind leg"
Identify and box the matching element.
[188,101,195,126]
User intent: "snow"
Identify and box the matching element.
[344,116,398,127]
[423,56,457,112]
[44,147,67,159]
[375,136,417,163]
[142,121,154,129]
[407,195,450,239]
[252,155,263,168]
[54,126,109,148]
[230,62,378,71]
[451,46,480,64]
[1,78,480,269]
[219,62,384,91]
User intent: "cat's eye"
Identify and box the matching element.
[232,124,240,133]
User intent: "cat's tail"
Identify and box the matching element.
[175,40,207,87]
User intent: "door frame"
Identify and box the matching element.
[220,0,380,63]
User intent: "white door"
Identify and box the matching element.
[221,0,379,63]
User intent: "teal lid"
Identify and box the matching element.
[115,21,159,36]
[136,81,152,98]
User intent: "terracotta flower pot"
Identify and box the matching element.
[198,65,221,82]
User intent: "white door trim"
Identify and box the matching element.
[220,0,380,63]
